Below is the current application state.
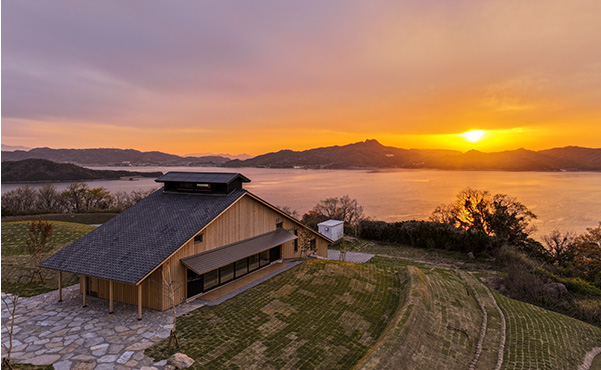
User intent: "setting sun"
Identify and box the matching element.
[461,130,486,143]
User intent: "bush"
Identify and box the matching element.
[359,220,494,255]
[495,245,539,271]
[534,268,601,298]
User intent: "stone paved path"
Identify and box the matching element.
[327,249,374,263]
[1,285,204,369]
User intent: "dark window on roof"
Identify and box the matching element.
[196,183,211,191]
[276,221,283,229]
[194,234,203,244]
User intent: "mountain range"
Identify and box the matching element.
[1,159,163,183]
[1,147,230,167]
[224,140,601,171]
[2,140,601,171]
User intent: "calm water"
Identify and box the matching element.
[3,166,600,238]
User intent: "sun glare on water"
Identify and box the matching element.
[461,130,485,143]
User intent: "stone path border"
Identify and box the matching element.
[579,347,601,370]
[477,274,506,370]
[457,271,487,370]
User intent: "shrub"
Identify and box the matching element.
[359,220,494,255]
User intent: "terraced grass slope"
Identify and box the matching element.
[496,292,601,369]
[146,260,406,370]
[358,257,601,370]
[1,221,95,296]
[357,262,483,369]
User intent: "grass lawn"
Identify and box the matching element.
[337,239,490,270]
[1,221,95,297]
[1,212,118,225]
[592,354,601,370]
[495,291,601,369]
[1,221,96,256]
[358,257,483,370]
[146,259,406,369]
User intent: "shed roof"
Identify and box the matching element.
[181,228,297,276]
[155,172,250,184]
[318,220,344,227]
[39,188,246,285]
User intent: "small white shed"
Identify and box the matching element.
[317,220,344,242]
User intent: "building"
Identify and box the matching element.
[39,172,332,319]
[317,220,344,242]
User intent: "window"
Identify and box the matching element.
[235,259,248,278]
[249,254,259,271]
[194,234,203,244]
[276,221,283,229]
[310,238,316,251]
[259,250,270,267]
[203,269,219,290]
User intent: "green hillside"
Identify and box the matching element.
[2,221,599,369]
[145,257,601,370]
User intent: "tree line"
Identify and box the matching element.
[1,183,156,215]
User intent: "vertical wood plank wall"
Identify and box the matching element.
[84,267,164,311]
[85,194,330,311]
[160,195,329,310]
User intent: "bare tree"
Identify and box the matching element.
[542,230,575,265]
[83,187,112,210]
[298,229,317,257]
[61,182,90,212]
[26,220,53,282]
[277,205,300,220]
[1,186,37,215]
[2,292,20,370]
[309,195,364,225]
[36,183,63,212]
[162,263,182,351]
[431,188,536,247]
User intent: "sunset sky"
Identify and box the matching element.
[2,0,601,156]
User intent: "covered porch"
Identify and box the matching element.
[181,228,297,299]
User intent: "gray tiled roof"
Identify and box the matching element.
[155,172,250,184]
[39,188,246,285]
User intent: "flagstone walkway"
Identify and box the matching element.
[1,286,204,370]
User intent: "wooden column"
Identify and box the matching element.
[109,280,114,314]
[82,276,87,307]
[58,271,63,302]
[137,284,142,320]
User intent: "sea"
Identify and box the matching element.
[2,166,600,238]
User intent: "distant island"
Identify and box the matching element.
[2,140,601,172]
[1,159,163,183]
[223,140,601,172]
[1,147,231,167]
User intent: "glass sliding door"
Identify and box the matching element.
[249,254,259,271]
[203,269,219,291]
[259,250,270,267]
[187,269,204,298]
[235,259,248,278]
[220,263,235,284]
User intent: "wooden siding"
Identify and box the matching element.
[80,194,330,311]
[81,267,164,311]
[160,194,328,310]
